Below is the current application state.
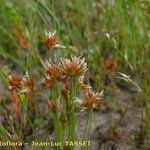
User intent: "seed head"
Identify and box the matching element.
[44,31,57,48]
[76,89,103,109]
[8,74,22,90]
[60,56,87,76]
[44,31,66,49]
[42,59,62,80]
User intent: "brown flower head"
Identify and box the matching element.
[8,74,22,90]
[42,59,62,80]
[44,31,65,49]
[60,56,87,76]
[21,72,34,93]
[76,89,103,109]
[41,74,54,89]
[44,31,57,48]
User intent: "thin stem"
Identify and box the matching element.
[83,108,93,141]
[50,82,64,149]
[53,113,63,150]
[68,76,78,147]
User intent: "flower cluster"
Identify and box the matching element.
[44,31,66,49]
[7,72,35,117]
[41,56,103,109]
[43,60,62,80]
[8,73,34,94]
[41,59,62,88]
[41,56,87,88]
[76,89,103,109]
[60,56,87,76]
[44,31,57,48]
[8,74,22,91]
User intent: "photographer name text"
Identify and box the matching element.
[0,140,91,147]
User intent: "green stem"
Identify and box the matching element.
[50,82,64,149]
[68,77,78,148]
[53,113,63,150]
[83,108,93,141]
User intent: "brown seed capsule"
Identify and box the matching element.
[8,74,22,90]
[44,31,66,49]
[42,60,62,81]
[44,31,57,48]
[60,56,87,76]
[76,89,103,109]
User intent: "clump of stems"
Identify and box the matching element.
[41,55,103,149]
[0,31,103,150]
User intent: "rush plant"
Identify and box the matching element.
[41,55,103,150]
[0,31,103,150]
